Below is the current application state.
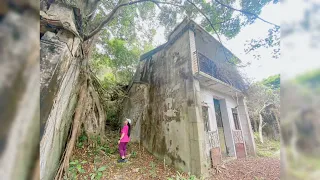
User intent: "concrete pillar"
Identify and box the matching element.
[219,99,236,157]
[238,97,256,156]
[187,79,209,177]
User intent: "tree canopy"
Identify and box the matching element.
[83,0,280,86]
[261,74,280,90]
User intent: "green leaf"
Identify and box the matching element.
[70,161,77,165]
[90,173,95,180]
[97,172,103,180]
[98,166,107,172]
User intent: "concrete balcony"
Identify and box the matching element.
[192,51,244,96]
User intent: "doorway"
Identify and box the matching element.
[213,98,228,156]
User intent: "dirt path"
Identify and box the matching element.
[210,157,280,180]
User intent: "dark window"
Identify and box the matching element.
[232,108,241,130]
[202,106,210,132]
[214,99,223,128]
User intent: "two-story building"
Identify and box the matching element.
[122,18,256,176]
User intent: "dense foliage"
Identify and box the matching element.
[246,75,280,141]
[261,74,280,90]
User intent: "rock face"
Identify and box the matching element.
[122,28,209,176]
[40,3,83,180]
[0,6,39,180]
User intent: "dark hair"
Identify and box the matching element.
[127,123,131,137]
[119,122,131,137]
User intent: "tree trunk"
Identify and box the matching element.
[274,111,280,132]
[273,111,280,140]
[259,113,264,144]
[253,118,258,132]
[55,79,88,180]
[0,6,39,179]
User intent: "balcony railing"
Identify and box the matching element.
[197,52,218,79]
[232,130,244,144]
[207,130,220,148]
[194,51,245,91]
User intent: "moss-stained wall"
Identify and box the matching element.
[123,29,209,176]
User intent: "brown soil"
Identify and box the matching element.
[210,157,280,180]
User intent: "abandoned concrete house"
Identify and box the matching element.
[122,18,256,176]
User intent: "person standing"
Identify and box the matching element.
[118,118,131,163]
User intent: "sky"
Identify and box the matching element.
[153,2,281,82]
[281,0,320,80]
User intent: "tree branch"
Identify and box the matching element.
[262,122,267,128]
[84,0,146,40]
[214,0,280,27]
[84,0,184,40]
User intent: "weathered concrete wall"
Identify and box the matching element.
[122,83,149,142]
[40,30,82,180]
[168,18,189,41]
[194,26,234,63]
[218,99,236,157]
[238,97,256,156]
[124,29,208,176]
[188,79,209,175]
[144,31,193,172]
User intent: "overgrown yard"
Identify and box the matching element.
[67,129,197,180]
[65,130,280,180]
[254,133,280,159]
